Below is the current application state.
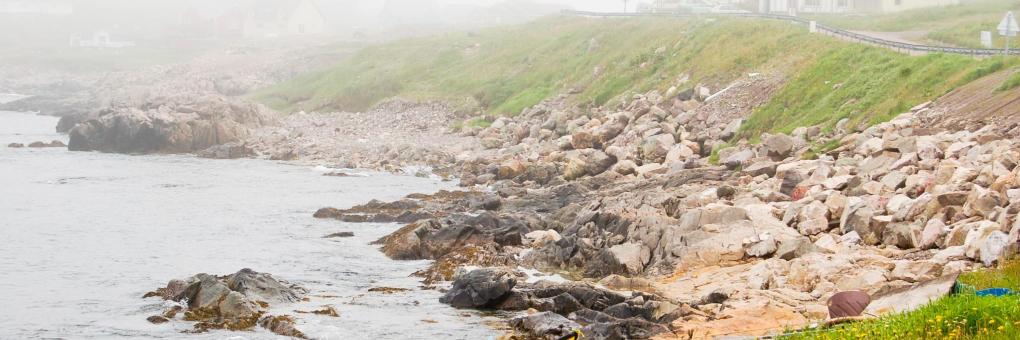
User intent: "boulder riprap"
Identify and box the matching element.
[308,80,1020,337]
[143,269,307,336]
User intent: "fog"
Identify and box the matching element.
[0,0,626,38]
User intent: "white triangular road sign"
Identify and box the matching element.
[999,11,1019,37]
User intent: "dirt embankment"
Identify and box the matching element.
[920,68,1020,135]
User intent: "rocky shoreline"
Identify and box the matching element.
[8,44,1020,339]
[303,84,1020,338]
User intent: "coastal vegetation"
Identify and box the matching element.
[783,261,1020,340]
[256,14,1016,140]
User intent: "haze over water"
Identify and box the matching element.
[0,109,497,339]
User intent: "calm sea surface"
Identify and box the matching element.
[0,109,497,339]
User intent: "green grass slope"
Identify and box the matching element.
[255,15,1014,139]
[254,16,829,115]
[739,51,1015,139]
[782,261,1020,340]
[810,0,1020,48]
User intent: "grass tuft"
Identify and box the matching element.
[997,71,1020,92]
[782,261,1020,340]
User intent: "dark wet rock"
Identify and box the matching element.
[146,315,170,324]
[716,185,737,200]
[145,269,305,335]
[27,140,64,148]
[56,113,88,133]
[575,309,670,340]
[323,232,354,238]
[368,287,411,294]
[494,281,643,320]
[509,312,581,340]
[467,194,502,211]
[197,143,254,159]
[440,268,516,308]
[259,315,307,339]
[413,244,518,286]
[295,306,340,317]
[7,143,24,148]
[377,212,529,260]
[314,198,431,223]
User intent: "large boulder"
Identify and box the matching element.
[178,274,232,309]
[764,134,795,160]
[605,243,651,275]
[68,95,273,154]
[440,268,517,308]
[776,237,818,260]
[145,269,304,334]
[882,222,922,249]
[797,201,830,236]
[641,134,675,164]
[379,213,528,260]
[225,268,304,303]
[963,185,1004,218]
[843,205,884,246]
[510,312,582,340]
[919,218,949,249]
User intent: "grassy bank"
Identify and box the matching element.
[782,261,1020,340]
[810,0,1020,48]
[254,16,830,115]
[255,15,1014,139]
[738,51,1015,139]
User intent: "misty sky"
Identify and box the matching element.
[431,0,628,11]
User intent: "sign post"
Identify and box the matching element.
[998,11,1019,55]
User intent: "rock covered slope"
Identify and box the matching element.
[245,100,474,168]
[315,79,1020,338]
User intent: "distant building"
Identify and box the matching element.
[853,0,960,13]
[758,0,959,14]
[242,0,326,38]
[69,30,134,49]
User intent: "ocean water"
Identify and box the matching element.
[0,110,498,339]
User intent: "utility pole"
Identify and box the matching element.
[623,0,629,13]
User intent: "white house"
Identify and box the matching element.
[243,0,326,38]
